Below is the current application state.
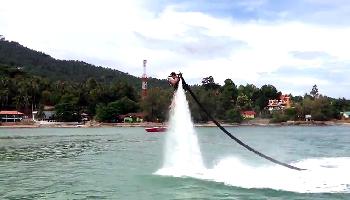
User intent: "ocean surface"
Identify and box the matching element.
[0,126,350,199]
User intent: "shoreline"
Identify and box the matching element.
[1,120,350,128]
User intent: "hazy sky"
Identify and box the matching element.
[1,0,350,98]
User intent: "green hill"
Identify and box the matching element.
[0,38,168,88]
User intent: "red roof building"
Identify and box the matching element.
[0,110,24,122]
[266,94,291,111]
[0,111,24,115]
[241,111,256,119]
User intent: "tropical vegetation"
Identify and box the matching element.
[1,36,350,123]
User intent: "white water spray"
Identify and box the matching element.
[154,80,350,193]
[156,80,205,177]
[202,156,350,193]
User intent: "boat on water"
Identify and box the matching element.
[145,127,167,132]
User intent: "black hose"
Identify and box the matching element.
[180,76,306,171]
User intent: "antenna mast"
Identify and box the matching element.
[141,60,148,99]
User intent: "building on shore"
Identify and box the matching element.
[0,110,24,122]
[340,111,350,119]
[305,114,312,121]
[119,113,145,123]
[241,111,256,119]
[266,94,291,112]
[33,106,56,121]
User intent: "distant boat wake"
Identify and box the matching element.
[155,80,350,193]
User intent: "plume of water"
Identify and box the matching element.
[154,80,350,193]
[156,80,205,177]
[202,156,350,193]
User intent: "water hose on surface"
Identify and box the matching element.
[179,75,306,171]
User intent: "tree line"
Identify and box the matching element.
[187,77,350,123]
[1,36,350,123]
[1,64,350,123]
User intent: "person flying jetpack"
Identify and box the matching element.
[167,72,305,171]
[167,72,182,90]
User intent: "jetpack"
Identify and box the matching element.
[168,72,305,171]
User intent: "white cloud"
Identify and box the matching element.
[0,0,349,98]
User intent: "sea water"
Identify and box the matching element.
[0,126,350,199]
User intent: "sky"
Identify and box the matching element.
[0,0,350,98]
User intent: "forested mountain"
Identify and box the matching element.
[1,36,349,123]
[0,37,171,122]
[0,38,168,89]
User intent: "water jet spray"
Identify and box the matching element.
[168,73,305,171]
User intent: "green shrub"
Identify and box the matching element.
[270,111,289,123]
[225,108,243,123]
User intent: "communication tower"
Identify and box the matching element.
[141,59,148,99]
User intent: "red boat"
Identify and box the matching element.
[145,127,167,132]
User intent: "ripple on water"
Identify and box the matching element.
[0,135,113,162]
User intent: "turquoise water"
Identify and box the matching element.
[0,126,350,199]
